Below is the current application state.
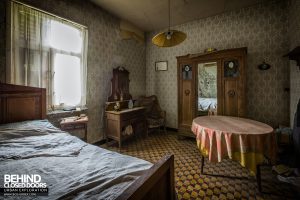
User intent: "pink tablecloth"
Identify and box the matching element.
[192,116,276,173]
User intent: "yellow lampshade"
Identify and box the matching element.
[152,30,186,47]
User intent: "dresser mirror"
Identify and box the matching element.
[107,66,132,102]
[197,62,217,116]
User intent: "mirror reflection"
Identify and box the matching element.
[197,62,217,115]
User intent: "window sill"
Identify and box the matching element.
[47,107,88,116]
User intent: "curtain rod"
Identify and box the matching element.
[10,0,87,29]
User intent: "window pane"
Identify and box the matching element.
[53,54,81,106]
[50,21,82,53]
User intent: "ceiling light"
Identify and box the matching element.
[152,0,186,47]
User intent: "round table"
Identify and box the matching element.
[193,115,274,135]
[192,116,276,191]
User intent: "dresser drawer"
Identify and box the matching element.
[106,113,120,121]
[120,110,144,121]
[105,107,146,148]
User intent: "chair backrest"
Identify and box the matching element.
[137,95,163,118]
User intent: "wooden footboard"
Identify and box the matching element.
[117,154,175,200]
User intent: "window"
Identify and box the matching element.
[53,54,81,106]
[8,1,88,110]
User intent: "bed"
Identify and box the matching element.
[0,83,175,200]
[198,97,217,112]
[197,97,217,116]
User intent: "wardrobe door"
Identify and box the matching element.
[222,56,245,117]
[178,63,195,135]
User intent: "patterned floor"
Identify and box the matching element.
[101,131,298,200]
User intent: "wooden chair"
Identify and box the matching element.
[137,95,166,135]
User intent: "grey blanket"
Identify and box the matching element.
[0,120,152,199]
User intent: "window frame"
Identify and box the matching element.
[7,0,88,111]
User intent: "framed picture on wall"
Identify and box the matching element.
[155,61,168,71]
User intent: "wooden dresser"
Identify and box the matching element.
[105,67,147,148]
[105,107,146,148]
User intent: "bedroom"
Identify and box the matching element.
[0,0,300,199]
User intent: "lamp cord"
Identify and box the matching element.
[168,0,170,32]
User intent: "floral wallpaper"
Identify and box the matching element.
[146,0,290,129]
[288,0,300,127]
[0,0,146,143]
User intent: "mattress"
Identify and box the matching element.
[0,120,152,199]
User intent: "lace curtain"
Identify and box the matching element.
[7,1,88,109]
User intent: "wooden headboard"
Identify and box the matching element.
[0,83,46,124]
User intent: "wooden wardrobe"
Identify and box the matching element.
[177,47,247,137]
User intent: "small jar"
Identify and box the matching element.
[128,99,133,109]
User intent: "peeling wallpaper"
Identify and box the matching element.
[146,0,290,129]
[288,0,300,127]
[0,0,146,143]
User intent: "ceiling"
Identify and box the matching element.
[90,0,271,32]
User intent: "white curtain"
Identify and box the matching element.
[8,1,88,109]
[10,2,50,88]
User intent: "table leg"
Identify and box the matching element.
[201,155,205,174]
[146,126,149,137]
[119,140,122,149]
[84,124,87,142]
[256,164,262,192]
[144,116,148,138]
[200,157,263,193]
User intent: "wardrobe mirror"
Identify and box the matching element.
[197,62,217,116]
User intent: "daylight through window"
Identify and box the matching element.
[8,1,88,109]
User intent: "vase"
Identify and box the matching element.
[128,99,133,109]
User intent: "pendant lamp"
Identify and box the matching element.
[152,0,186,47]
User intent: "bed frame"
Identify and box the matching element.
[0,83,176,200]
[0,83,46,124]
